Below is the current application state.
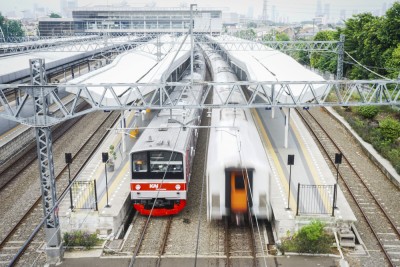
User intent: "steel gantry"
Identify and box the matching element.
[0,80,399,127]
[1,33,342,53]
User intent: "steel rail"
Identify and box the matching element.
[156,216,173,267]
[0,102,88,191]
[297,108,400,267]
[1,111,119,266]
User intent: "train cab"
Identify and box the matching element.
[226,169,253,225]
[130,149,187,216]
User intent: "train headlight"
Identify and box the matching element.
[135,184,141,190]
[175,184,181,190]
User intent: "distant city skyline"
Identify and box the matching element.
[1,0,396,22]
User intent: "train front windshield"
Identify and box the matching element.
[131,151,184,179]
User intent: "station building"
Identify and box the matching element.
[39,6,223,36]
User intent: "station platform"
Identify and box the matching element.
[252,107,357,241]
[58,109,151,237]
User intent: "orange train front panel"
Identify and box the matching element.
[230,172,248,213]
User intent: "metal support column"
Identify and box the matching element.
[284,108,290,148]
[190,4,197,84]
[336,34,345,81]
[121,111,126,153]
[29,58,63,263]
[156,35,162,62]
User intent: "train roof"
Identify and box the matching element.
[130,51,205,154]
[203,44,270,172]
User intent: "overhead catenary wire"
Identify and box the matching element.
[235,128,268,267]
[344,51,391,80]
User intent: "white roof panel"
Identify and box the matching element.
[66,35,192,106]
[0,36,140,83]
[209,35,326,103]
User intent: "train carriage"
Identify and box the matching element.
[130,51,206,216]
[202,47,273,222]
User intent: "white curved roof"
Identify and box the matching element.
[208,35,326,104]
[66,35,192,106]
[0,36,140,84]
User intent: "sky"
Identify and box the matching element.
[0,0,395,22]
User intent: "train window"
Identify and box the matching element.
[132,152,148,172]
[149,151,183,173]
[235,176,245,189]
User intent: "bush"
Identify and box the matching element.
[379,117,400,141]
[280,221,333,254]
[356,106,379,119]
[63,230,100,249]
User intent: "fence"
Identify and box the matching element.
[70,180,98,211]
[296,183,337,216]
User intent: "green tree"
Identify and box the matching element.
[356,106,379,119]
[310,30,338,73]
[234,29,256,40]
[0,12,24,38]
[275,32,290,41]
[49,12,62,18]
[384,44,400,78]
[247,22,257,29]
[262,32,290,41]
[380,2,400,49]
[380,117,400,141]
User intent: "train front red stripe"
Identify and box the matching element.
[131,182,186,191]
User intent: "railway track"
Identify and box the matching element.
[297,108,400,267]
[0,104,87,190]
[0,111,120,266]
[225,216,259,267]
[128,215,173,267]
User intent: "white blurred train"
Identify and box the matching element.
[202,46,273,222]
[129,50,206,216]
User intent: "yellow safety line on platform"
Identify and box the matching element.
[76,110,143,210]
[98,161,130,209]
[251,109,297,211]
[290,117,331,214]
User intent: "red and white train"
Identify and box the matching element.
[129,51,206,216]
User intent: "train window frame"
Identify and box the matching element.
[235,175,245,190]
[132,152,148,173]
[149,151,183,174]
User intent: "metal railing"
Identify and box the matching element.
[71,180,98,211]
[296,183,336,216]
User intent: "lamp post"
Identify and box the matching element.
[190,4,197,84]
[333,153,342,209]
[102,152,110,208]
[65,153,73,209]
[287,154,295,210]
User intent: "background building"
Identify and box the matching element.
[38,18,74,36]
[39,6,223,36]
